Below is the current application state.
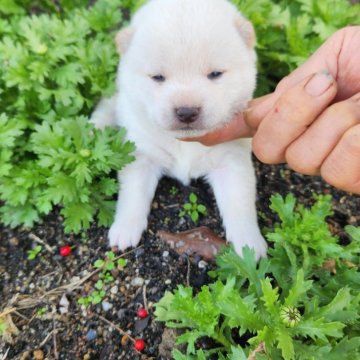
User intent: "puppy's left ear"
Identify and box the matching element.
[235,16,256,48]
[115,27,135,54]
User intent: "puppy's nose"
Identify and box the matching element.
[175,107,201,123]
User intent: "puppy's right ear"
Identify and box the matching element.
[115,27,134,54]
[235,17,256,48]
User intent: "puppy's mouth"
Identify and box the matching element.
[169,123,225,138]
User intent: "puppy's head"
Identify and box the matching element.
[117,0,257,137]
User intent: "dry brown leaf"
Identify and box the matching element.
[0,313,20,344]
[157,227,227,260]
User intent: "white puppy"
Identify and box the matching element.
[91,0,268,259]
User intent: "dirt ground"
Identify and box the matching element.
[0,160,359,359]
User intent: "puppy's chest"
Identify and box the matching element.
[149,143,214,185]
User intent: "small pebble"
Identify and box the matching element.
[131,277,145,287]
[117,309,127,320]
[101,301,113,312]
[83,354,91,360]
[198,260,208,269]
[121,334,130,346]
[9,237,19,246]
[33,349,44,360]
[110,285,118,294]
[162,251,169,258]
[135,248,145,257]
[165,279,172,285]
[86,329,97,342]
[19,351,30,360]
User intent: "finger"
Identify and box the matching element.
[246,27,360,131]
[252,71,337,164]
[285,93,360,175]
[244,93,276,131]
[180,112,252,146]
[321,123,360,194]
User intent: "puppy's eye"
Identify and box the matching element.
[207,71,223,80]
[151,74,166,82]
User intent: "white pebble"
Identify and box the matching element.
[162,251,169,258]
[198,260,208,269]
[110,286,118,295]
[102,301,113,312]
[131,277,145,287]
[165,279,172,285]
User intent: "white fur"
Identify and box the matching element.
[91,0,267,259]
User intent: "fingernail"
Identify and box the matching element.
[305,71,334,96]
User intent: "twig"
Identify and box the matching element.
[29,233,54,254]
[13,311,29,321]
[0,308,16,318]
[39,329,55,348]
[186,256,191,287]
[53,318,59,360]
[94,313,136,343]
[248,342,266,360]
[142,285,148,310]
[1,348,10,360]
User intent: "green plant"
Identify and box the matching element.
[0,319,6,334]
[36,307,47,316]
[170,186,179,196]
[232,0,360,95]
[179,192,207,224]
[0,0,135,233]
[26,245,42,260]
[78,251,127,306]
[155,194,360,359]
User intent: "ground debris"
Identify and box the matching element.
[157,226,227,260]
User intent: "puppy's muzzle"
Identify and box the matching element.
[175,107,201,124]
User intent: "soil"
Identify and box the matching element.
[0,160,359,360]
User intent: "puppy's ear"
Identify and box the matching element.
[115,27,134,54]
[235,17,256,48]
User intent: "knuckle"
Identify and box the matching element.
[252,137,284,164]
[341,124,360,155]
[273,95,309,125]
[285,146,319,175]
[326,99,360,123]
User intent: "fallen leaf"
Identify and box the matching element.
[157,227,227,260]
[0,313,20,344]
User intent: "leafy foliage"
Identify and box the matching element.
[179,192,207,224]
[0,0,135,233]
[233,0,360,95]
[78,250,127,306]
[155,195,360,359]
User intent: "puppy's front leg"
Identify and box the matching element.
[207,160,267,260]
[109,156,162,250]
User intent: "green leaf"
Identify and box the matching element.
[284,269,313,307]
[117,258,127,268]
[94,259,105,268]
[276,328,295,360]
[260,277,279,315]
[95,280,103,290]
[191,211,199,223]
[189,193,197,204]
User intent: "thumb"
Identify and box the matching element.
[252,71,338,164]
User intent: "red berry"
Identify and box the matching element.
[137,308,148,319]
[134,339,145,351]
[60,245,71,257]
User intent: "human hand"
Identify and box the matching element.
[184,26,360,194]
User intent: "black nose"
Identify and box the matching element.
[175,107,201,123]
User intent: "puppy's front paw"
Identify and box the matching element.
[231,232,268,261]
[108,219,146,251]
